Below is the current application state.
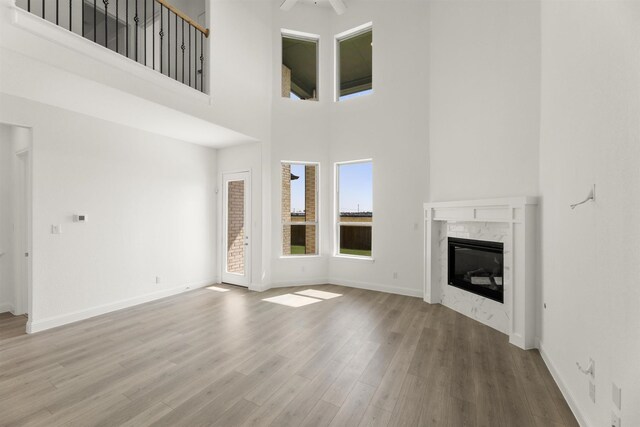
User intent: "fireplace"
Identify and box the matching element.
[448,237,504,303]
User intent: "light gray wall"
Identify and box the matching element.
[0,94,218,330]
[539,2,640,425]
[328,0,430,296]
[428,0,541,202]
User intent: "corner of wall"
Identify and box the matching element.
[539,342,592,427]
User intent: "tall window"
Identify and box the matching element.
[282,162,318,255]
[336,24,373,101]
[336,160,372,257]
[282,31,319,101]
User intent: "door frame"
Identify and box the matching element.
[221,170,251,287]
[1,122,33,327]
[14,148,31,317]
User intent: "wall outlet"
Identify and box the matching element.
[611,411,621,427]
[51,225,62,234]
[73,214,87,222]
[589,381,596,403]
[612,383,622,410]
[155,276,161,284]
[393,272,398,279]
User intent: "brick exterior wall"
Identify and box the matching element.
[282,164,292,255]
[282,65,291,98]
[281,163,318,255]
[305,165,317,254]
[227,180,245,274]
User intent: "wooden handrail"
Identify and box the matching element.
[155,0,210,37]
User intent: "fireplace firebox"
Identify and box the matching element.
[448,237,504,303]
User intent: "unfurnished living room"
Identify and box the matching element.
[0,0,638,426]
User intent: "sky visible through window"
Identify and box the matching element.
[290,162,372,213]
[339,162,372,213]
[290,164,306,213]
[340,89,373,101]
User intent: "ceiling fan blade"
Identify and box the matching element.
[328,0,347,15]
[280,0,299,11]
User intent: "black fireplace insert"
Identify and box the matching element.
[448,237,504,303]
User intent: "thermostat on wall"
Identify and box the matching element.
[74,214,87,223]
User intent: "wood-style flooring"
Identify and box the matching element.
[0,284,578,426]
[0,312,27,341]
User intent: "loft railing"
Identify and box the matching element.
[18,0,209,93]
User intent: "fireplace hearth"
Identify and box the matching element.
[448,237,504,303]
[424,197,538,349]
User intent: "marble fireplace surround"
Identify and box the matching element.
[424,197,538,350]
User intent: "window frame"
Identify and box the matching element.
[334,159,373,260]
[281,160,320,258]
[334,22,373,102]
[281,29,321,101]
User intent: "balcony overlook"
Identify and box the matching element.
[15,0,208,93]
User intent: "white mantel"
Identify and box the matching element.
[424,197,538,349]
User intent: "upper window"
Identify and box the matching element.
[336,24,373,101]
[336,160,372,258]
[282,31,319,101]
[282,162,319,256]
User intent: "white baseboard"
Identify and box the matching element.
[328,278,423,298]
[256,278,422,299]
[267,278,330,289]
[539,342,591,427]
[0,302,14,313]
[26,278,216,334]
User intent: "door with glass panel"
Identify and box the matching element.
[222,172,251,286]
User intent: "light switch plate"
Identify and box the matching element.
[589,381,596,403]
[51,225,61,234]
[612,383,622,410]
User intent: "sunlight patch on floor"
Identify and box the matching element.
[295,289,342,300]
[262,294,321,307]
[206,286,230,292]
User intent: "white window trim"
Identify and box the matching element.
[281,29,320,101]
[334,159,373,260]
[281,161,320,257]
[334,22,373,102]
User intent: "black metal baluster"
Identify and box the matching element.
[167,10,171,78]
[134,0,139,61]
[200,32,204,92]
[181,19,185,84]
[93,0,97,43]
[175,13,177,80]
[27,0,30,12]
[69,0,72,32]
[144,0,147,65]
[42,0,45,20]
[194,32,198,90]
[152,0,155,70]
[188,25,191,87]
[159,4,163,74]
[116,0,119,53]
[103,0,108,48]
[82,0,85,36]
[56,0,59,25]
[126,0,129,57]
